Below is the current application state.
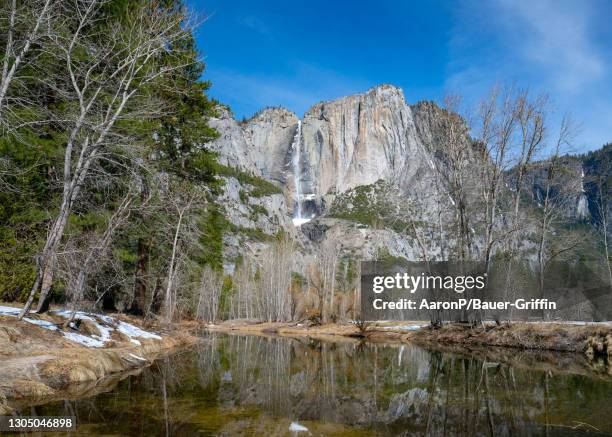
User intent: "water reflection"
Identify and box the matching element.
[12,333,612,436]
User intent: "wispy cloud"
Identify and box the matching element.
[492,0,604,93]
[208,63,373,118]
[446,0,611,149]
[237,16,272,38]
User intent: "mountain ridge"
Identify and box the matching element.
[208,84,609,274]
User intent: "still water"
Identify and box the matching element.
[9,333,612,436]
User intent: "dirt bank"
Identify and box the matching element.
[0,304,198,414]
[204,319,612,359]
[408,322,612,358]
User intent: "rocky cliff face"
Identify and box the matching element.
[210,85,439,218]
[206,85,453,266]
[207,84,608,268]
[300,84,431,198]
[509,153,609,226]
[517,158,590,221]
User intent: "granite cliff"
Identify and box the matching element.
[206,84,608,269]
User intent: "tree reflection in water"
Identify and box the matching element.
[12,333,612,436]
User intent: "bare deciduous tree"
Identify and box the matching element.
[0,0,55,131]
[230,256,256,320]
[258,234,294,322]
[433,95,475,262]
[62,188,136,325]
[594,175,612,286]
[307,237,341,323]
[536,115,581,297]
[20,0,198,317]
[162,183,202,323]
[196,266,223,323]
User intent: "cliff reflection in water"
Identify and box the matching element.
[17,333,612,436]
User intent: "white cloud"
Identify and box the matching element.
[446,0,611,149]
[492,0,604,93]
[208,63,372,118]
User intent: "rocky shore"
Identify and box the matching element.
[0,304,198,414]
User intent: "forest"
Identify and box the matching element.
[1,0,611,328]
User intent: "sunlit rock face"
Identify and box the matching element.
[300,84,432,198]
[209,85,438,219]
[202,84,609,268]
[208,106,298,183]
[243,107,298,185]
[207,106,261,176]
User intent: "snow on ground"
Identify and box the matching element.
[289,422,309,433]
[381,324,425,331]
[0,306,20,316]
[96,314,161,340]
[23,318,59,331]
[128,353,147,361]
[52,309,113,343]
[0,305,162,348]
[62,331,105,348]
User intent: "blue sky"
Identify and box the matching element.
[189,0,612,152]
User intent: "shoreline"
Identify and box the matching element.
[204,319,612,358]
[2,311,611,413]
[0,305,199,414]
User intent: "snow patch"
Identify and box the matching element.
[1,306,59,332]
[62,331,105,348]
[0,305,162,348]
[382,324,424,331]
[114,320,162,340]
[289,422,309,433]
[52,310,114,343]
[0,306,21,316]
[23,318,58,331]
[128,353,147,361]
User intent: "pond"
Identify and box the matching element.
[9,333,612,436]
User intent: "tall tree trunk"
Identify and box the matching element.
[19,204,71,317]
[129,178,150,315]
[130,238,149,315]
[164,204,187,322]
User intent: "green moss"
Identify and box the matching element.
[291,272,307,287]
[249,204,269,221]
[239,189,248,203]
[328,180,426,234]
[375,248,412,268]
[236,226,273,242]
[216,164,281,197]
[219,275,234,316]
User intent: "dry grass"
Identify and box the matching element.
[409,322,612,358]
[204,319,612,360]
[205,319,361,337]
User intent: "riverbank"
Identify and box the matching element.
[204,319,612,358]
[3,312,611,415]
[0,304,199,414]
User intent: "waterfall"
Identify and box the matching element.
[291,121,310,226]
[576,168,589,219]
